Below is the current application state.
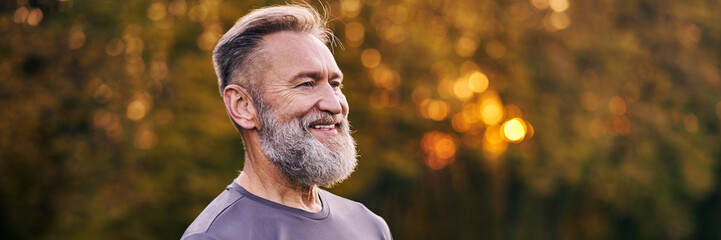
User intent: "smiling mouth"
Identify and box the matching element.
[309,123,340,130]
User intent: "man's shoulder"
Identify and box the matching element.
[319,189,392,238]
[181,185,245,239]
[318,188,368,211]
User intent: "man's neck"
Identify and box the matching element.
[235,150,322,213]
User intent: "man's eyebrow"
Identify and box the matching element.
[332,72,343,81]
[292,71,344,82]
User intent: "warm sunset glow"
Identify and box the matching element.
[5,1,719,239]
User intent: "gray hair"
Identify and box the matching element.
[213,4,333,96]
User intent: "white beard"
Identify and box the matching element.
[256,98,357,188]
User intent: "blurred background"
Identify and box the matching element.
[2,0,721,239]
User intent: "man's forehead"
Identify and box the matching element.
[261,31,320,50]
[259,32,339,69]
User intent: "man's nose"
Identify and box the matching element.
[316,82,343,115]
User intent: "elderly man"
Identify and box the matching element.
[181,4,392,240]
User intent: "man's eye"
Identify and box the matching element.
[298,82,314,87]
[330,82,343,88]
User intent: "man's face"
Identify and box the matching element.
[254,31,356,187]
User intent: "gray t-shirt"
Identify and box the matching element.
[182,181,392,240]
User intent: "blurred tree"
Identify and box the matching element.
[0,0,720,239]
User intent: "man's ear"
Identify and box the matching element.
[223,85,260,130]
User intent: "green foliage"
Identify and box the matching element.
[1,0,720,239]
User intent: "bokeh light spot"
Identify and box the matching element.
[588,118,606,138]
[361,48,381,68]
[411,85,431,105]
[452,113,472,132]
[68,27,86,49]
[188,5,208,22]
[155,109,174,126]
[624,82,641,102]
[612,116,632,135]
[549,0,569,12]
[684,114,699,133]
[455,34,478,57]
[502,118,527,142]
[453,77,473,101]
[345,22,365,47]
[581,91,599,111]
[134,128,157,150]
[421,131,457,170]
[609,96,626,116]
[544,12,571,31]
[427,100,450,121]
[369,89,390,108]
[370,65,400,89]
[147,2,167,21]
[484,125,504,144]
[437,77,455,99]
[14,7,29,24]
[530,0,549,9]
[168,0,187,16]
[94,84,113,103]
[341,0,362,19]
[127,101,148,121]
[126,94,152,121]
[459,61,480,75]
[197,29,221,51]
[479,93,504,125]
[485,40,506,59]
[482,125,508,160]
[388,4,409,24]
[384,24,407,44]
[27,8,43,26]
[468,71,489,93]
[105,38,125,56]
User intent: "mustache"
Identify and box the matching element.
[301,111,346,128]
